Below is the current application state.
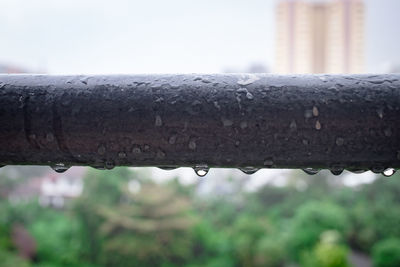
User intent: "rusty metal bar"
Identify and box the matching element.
[0,74,399,175]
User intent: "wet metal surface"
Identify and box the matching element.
[0,74,399,176]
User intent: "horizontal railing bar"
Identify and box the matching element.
[0,74,399,175]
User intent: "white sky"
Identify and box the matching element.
[1,0,399,74]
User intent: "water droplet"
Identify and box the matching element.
[97,145,106,155]
[302,168,320,175]
[213,101,221,110]
[312,106,319,117]
[51,163,70,173]
[155,115,162,127]
[384,128,392,137]
[222,118,233,127]
[158,166,177,170]
[371,166,385,174]
[237,74,260,86]
[302,139,309,145]
[80,77,88,85]
[156,150,166,159]
[168,135,177,145]
[118,152,126,158]
[144,145,150,151]
[132,146,141,154]
[246,92,254,100]
[304,110,313,119]
[105,161,115,170]
[335,137,344,146]
[330,166,344,176]
[240,167,259,175]
[348,168,367,174]
[46,133,54,142]
[289,120,297,130]
[188,139,197,150]
[377,108,384,119]
[315,120,322,130]
[263,159,274,167]
[193,164,209,177]
[382,168,396,177]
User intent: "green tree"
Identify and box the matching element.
[372,238,400,267]
[288,202,349,260]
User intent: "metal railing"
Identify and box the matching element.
[0,74,399,176]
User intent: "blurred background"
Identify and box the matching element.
[1,0,400,266]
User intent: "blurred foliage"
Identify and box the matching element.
[372,238,400,267]
[0,166,399,266]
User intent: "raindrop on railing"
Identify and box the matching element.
[330,166,344,176]
[302,168,320,175]
[51,163,70,173]
[193,164,209,177]
[239,167,259,175]
[382,168,396,177]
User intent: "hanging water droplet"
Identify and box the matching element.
[330,166,344,176]
[382,168,396,177]
[348,168,367,174]
[193,164,209,177]
[371,166,385,174]
[302,168,320,175]
[239,167,259,175]
[335,137,344,146]
[51,163,70,173]
[105,161,115,170]
[158,166,178,170]
[98,145,106,155]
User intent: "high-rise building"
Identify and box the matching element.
[275,0,364,74]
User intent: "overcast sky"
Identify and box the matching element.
[1,0,399,74]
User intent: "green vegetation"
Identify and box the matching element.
[0,167,399,266]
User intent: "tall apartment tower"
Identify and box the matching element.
[275,0,364,74]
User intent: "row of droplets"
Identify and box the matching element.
[49,163,397,178]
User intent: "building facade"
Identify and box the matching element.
[275,0,364,74]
